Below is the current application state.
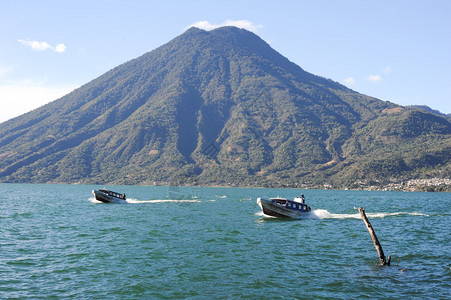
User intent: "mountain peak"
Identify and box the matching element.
[185,25,254,35]
[178,25,265,49]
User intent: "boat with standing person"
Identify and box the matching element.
[257,194,311,218]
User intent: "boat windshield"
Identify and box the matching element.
[100,190,125,199]
[271,198,287,205]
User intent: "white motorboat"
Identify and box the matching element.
[92,189,127,203]
[257,195,311,218]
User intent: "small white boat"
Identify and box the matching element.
[257,195,311,218]
[92,189,127,203]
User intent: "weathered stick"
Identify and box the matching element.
[358,207,391,266]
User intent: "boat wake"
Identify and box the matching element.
[311,209,429,219]
[126,198,201,204]
[89,197,200,204]
[255,209,429,220]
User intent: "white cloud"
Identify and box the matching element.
[343,77,356,85]
[18,39,52,51]
[366,67,390,83]
[367,75,382,83]
[18,39,66,53]
[188,21,217,31]
[186,20,263,33]
[0,83,77,123]
[54,43,67,53]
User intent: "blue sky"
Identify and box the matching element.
[1,0,450,122]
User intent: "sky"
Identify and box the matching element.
[1,0,450,123]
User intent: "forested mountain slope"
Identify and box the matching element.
[1,27,449,190]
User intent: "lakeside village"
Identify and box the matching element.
[341,178,451,192]
[152,177,450,193]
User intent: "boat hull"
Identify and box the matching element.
[92,190,127,203]
[257,197,310,218]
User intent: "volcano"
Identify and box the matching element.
[0,27,450,189]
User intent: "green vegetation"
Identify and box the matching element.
[0,27,450,191]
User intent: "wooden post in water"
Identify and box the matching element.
[358,207,391,266]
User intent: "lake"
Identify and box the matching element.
[1,184,450,299]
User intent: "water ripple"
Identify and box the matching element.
[0,184,449,299]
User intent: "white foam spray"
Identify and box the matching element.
[126,198,201,204]
[88,197,200,204]
[89,197,102,203]
[311,209,429,219]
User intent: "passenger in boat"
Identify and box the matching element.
[301,194,305,203]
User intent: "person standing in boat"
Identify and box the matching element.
[301,194,305,203]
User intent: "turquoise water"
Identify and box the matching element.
[1,184,450,299]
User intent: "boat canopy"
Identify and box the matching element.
[99,189,126,199]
